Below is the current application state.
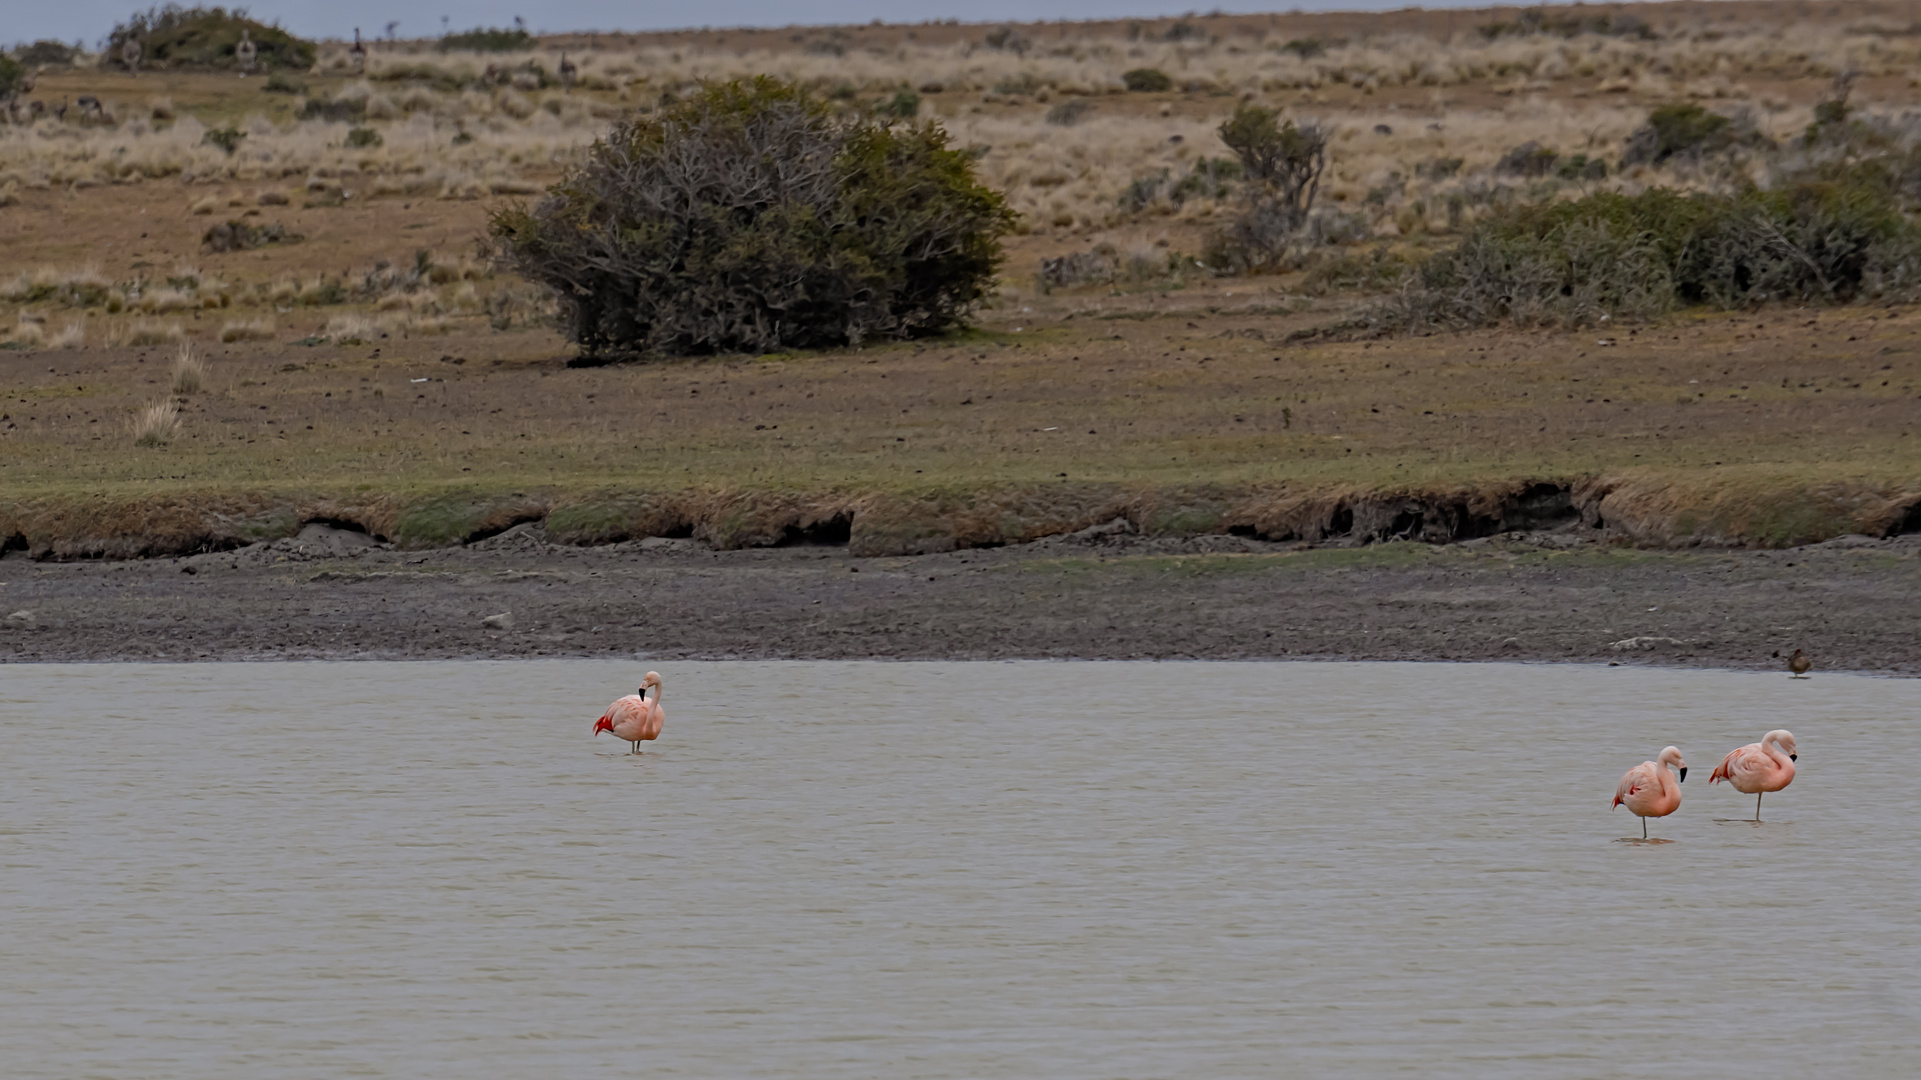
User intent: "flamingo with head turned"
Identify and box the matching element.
[593,671,664,754]
[1710,729,1797,821]
[1613,746,1686,839]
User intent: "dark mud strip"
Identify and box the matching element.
[2,525,1919,673]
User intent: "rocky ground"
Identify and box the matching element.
[3,522,1917,674]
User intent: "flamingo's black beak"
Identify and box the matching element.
[1678,768,1687,782]
[1790,754,1797,761]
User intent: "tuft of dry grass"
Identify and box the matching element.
[123,321,186,347]
[170,342,208,394]
[131,400,180,447]
[219,317,277,342]
[321,313,383,343]
[8,319,47,348]
[49,319,86,349]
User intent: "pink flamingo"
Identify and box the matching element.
[593,671,664,753]
[1710,729,1797,821]
[1612,745,1687,839]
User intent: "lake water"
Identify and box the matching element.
[1,661,1916,1077]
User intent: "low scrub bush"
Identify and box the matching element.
[106,5,314,71]
[1120,158,1240,213]
[345,126,383,149]
[490,77,1016,359]
[1037,244,1186,292]
[1357,182,1921,333]
[1622,103,1766,167]
[1496,140,1559,178]
[202,220,297,253]
[202,126,245,154]
[439,27,535,52]
[0,56,22,98]
[877,87,919,119]
[1044,100,1093,126]
[1479,6,1653,39]
[299,98,366,123]
[1122,68,1172,92]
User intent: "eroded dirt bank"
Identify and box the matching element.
[4,523,1918,673]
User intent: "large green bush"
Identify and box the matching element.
[489,78,1017,360]
[1362,183,1921,332]
[0,56,22,98]
[106,5,314,71]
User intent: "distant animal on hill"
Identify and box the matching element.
[122,38,143,74]
[236,29,257,75]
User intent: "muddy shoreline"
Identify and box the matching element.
[3,523,1918,673]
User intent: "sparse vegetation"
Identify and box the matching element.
[1478,6,1653,40]
[1622,103,1762,166]
[1360,182,1921,334]
[490,77,1015,359]
[202,126,245,154]
[438,27,536,53]
[14,39,79,68]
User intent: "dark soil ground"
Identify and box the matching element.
[4,523,1917,673]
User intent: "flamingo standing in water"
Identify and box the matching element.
[1710,729,1797,821]
[1613,746,1687,839]
[593,671,664,753]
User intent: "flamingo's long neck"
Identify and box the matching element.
[1764,735,1793,772]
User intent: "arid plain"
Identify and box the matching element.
[4,1,1921,666]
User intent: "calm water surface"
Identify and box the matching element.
[2,661,1917,1077]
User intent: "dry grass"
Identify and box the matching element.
[170,342,208,393]
[120,321,186,347]
[219,317,277,342]
[131,399,180,446]
[7,319,46,348]
[49,319,86,349]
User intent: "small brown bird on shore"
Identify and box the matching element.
[1788,648,1812,678]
